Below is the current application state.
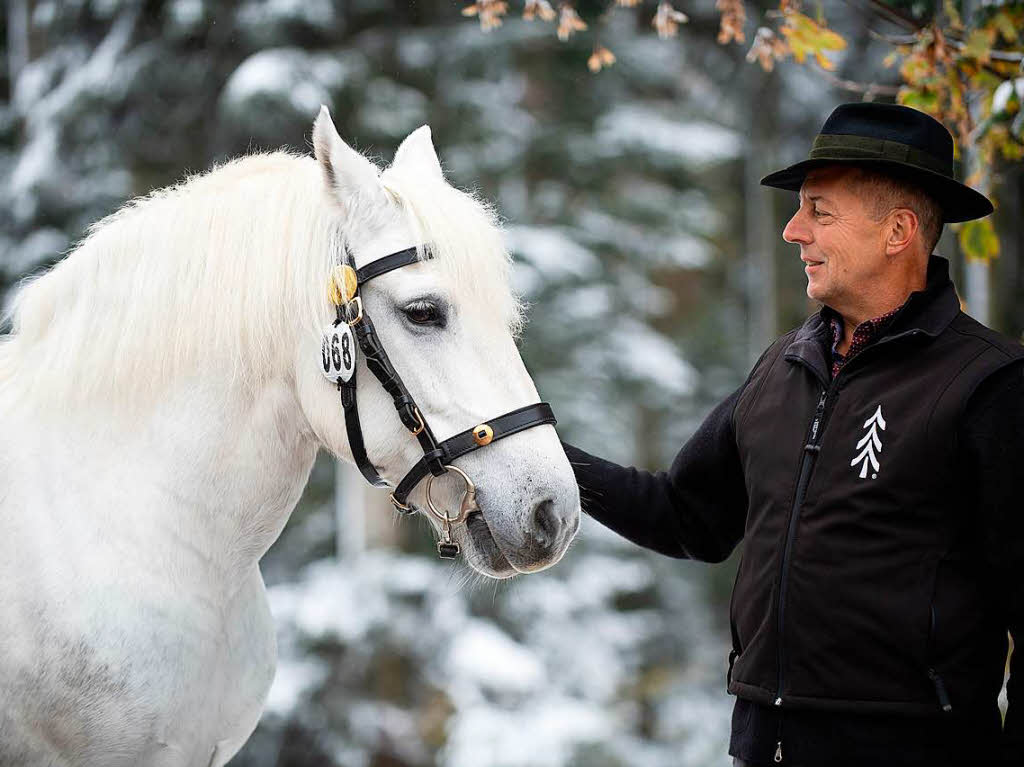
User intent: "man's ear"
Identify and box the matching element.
[885,208,919,256]
[312,105,380,205]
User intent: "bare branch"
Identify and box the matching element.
[868,27,1024,63]
[816,68,902,98]
[867,29,918,46]
[858,0,924,32]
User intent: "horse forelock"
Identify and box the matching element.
[378,165,525,338]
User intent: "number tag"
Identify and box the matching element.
[320,322,356,383]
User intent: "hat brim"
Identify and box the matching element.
[760,158,993,223]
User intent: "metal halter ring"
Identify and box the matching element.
[424,465,476,526]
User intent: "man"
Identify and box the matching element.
[563,103,1024,766]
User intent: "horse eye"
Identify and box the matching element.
[402,301,444,327]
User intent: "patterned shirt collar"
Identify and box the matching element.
[827,301,907,379]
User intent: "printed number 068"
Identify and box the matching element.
[331,332,352,370]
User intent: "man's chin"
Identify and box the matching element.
[806,281,828,305]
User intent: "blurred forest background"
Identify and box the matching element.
[1,1,1022,766]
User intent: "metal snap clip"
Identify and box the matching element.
[425,465,480,559]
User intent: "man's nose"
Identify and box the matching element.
[782,210,810,245]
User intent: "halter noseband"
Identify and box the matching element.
[324,245,556,558]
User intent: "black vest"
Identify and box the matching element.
[728,256,1024,715]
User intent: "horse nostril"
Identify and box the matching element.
[531,498,561,548]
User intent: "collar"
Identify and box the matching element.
[784,255,961,384]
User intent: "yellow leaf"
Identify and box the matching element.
[897,86,939,115]
[900,54,932,85]
[963,28,995,64]
[817,27,847,51]
[959,218,1000,262]
[814,50,835,71]
[991,10,1019,43]
[1000,140,1024,161]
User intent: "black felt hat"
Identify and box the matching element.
[760,102,993,222]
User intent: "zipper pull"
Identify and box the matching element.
[928,668,953,712]
[815,390,827,413]
[808,390,827,445]
[774,740,783,763]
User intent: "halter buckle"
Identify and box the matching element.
[389,493,414,514]
[409,406,425,436]
[344,296,364,326]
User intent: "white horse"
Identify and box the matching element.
[0,108,580,766]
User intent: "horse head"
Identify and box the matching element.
[295,108,580,577]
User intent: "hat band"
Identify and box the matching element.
[809,134,951,177]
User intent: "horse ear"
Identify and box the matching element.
[312,105,379,201]
[391,125,444,181]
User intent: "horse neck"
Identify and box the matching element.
[12,373,318,593]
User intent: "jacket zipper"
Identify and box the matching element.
[774,386,832,709]
[773,327,925,710]
[928,604,953,712]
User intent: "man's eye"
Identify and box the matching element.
[813,208,831,218]
[402,301,444,326]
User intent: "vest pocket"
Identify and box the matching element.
[925,560,953,712]
[925,554,987,713]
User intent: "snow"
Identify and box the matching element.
[444,621,546,698]
[570,316,697,397]
[558,284,614,321]
[221,48,352,116]
[1,228,69,277]
[575,209,712,270]
[167,0,204,30]
[507,225,601,279]
[236,0,337,30]
[9,126,58,205]
[596,107,743,169]
[993,78,1024,115]
[268,557,391,642]
[358,78,430,139]
[257,536,731,766]
[442,697,614,767]
[264,656,329,714]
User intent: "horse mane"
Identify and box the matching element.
[0,148,521,410]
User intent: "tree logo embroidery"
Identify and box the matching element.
[851,405,886,479]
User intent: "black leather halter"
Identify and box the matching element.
[335,245,557,514]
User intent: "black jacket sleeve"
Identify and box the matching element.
[958,359,1024,765]
[562,382,748,563]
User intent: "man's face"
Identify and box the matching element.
[782,166,889,309]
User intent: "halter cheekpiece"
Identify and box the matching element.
[321,245,556,559]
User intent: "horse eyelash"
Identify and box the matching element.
[402,299,447,327]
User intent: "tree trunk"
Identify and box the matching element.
[744,68,781,364]
[6,0,30,96]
